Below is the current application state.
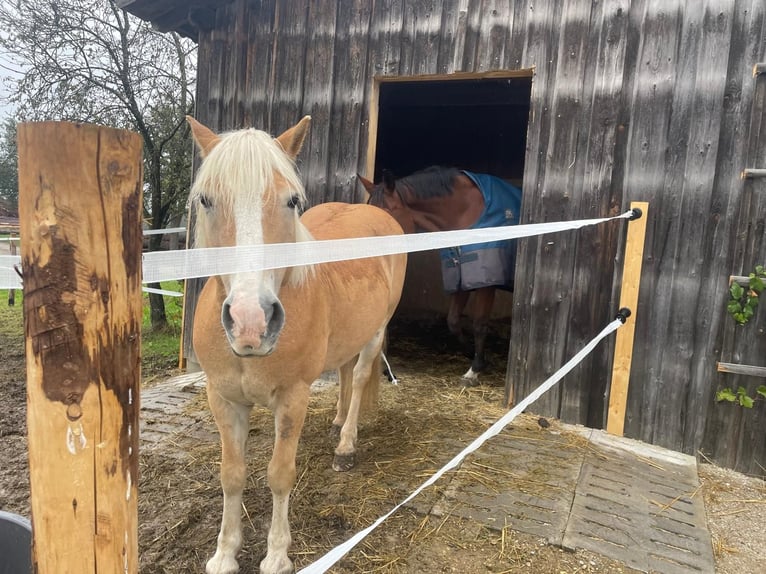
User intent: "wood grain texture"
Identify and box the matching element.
[607,202,649,436]
[18,122,142,573]
[167,0,766,473]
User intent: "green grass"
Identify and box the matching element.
[0,282,184,383]
[141,281,184,381]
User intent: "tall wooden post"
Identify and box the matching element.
[607,201,649,436]
[18,122,143,573]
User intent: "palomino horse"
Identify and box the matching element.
[362,166,521,384]
[187,116,406,574]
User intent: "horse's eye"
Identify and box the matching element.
[199,195,212,209]
[287,195,300,209]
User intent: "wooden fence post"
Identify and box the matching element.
[18,122,143,573]
[606,201,649,436]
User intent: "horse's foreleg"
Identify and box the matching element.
[447,290,471,349]
[206,390,252,574]
[260,386,309,574]
[462,287,496,383]
[330,359,356,438]
[333,330,384,471]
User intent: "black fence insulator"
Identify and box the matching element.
[616,308,632,323]
[628,207,643,221]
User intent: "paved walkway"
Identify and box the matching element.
[141,372,714,574]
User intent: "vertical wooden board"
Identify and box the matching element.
[367,0,405,78]
[245,0,278,130]
[18,122,142,573]
[363,0,405,181]
[458,0,483,70]
[435,0,462,73]
[606,202,649,436]
[475,0,512,71]
[301,0,337,205]
[508,0,563,412]
[651,0,734,453]
[616,0,683,444]
[564,0,630,427]
[700,0,765,470]
[503,0,529,69]
[520,0,593,419]
[218,0,245,128]
[269,0,309,133]
[410,0,442,75]
[327,0,373,203]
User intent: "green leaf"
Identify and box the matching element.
[727,300,741,314]
[746,297,759,309]
[750,276,765,292]
[757,386,766,399]
[730,283,744,299]
[739,394,755,408]
[716,388,737,402]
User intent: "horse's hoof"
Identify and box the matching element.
[460,376,481,387]
[259,554,294,574]
[332,452,356,472]
[460,367,481,386]
[206,552,239,574]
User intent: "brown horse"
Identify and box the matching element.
[187,116,406,574]
[362,167,521,384]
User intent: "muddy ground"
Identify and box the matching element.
[1,315,764,573]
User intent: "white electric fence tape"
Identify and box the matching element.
[297,316,625,574]
[0,211,633,290]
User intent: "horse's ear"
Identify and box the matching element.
[357,174,375,192]
[276,116,311,159]
[382,169,396,193]
[187,116,220,157]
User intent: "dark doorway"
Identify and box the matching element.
[373,75,532,186]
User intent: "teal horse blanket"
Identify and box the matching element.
[440,171,522,293]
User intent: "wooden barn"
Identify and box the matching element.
[118,0,766,476]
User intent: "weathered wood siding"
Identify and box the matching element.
[181,0,766,474]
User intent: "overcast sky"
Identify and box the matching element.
[0,48,21,119]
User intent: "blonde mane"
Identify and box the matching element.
[191,127,314,285]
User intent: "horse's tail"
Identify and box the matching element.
[359,351,382,415]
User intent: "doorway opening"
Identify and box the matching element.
[368,72,533,321]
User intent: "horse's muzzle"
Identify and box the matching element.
[221,296,285,357]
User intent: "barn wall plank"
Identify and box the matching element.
[640,0,732,453]
[563,0,630,427]
[301,0,338,207]
[616,0,685,444]
[704,0,766,472]
[508,0,564,415]
[326,0,373,203]
[523,0,594,419]
[269,0,310,134]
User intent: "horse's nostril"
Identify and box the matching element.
[221,301,234,331]
[268,300,285,332]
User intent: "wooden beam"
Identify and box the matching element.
[607,202,649,436]
[741,168,766,179]
[18,122,143,573]
[754,62,766,76]
[717,362,766,378]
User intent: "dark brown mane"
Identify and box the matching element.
[369,166,461,205]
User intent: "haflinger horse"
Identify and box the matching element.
[362,166,522,384]
[187,116,407,574]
